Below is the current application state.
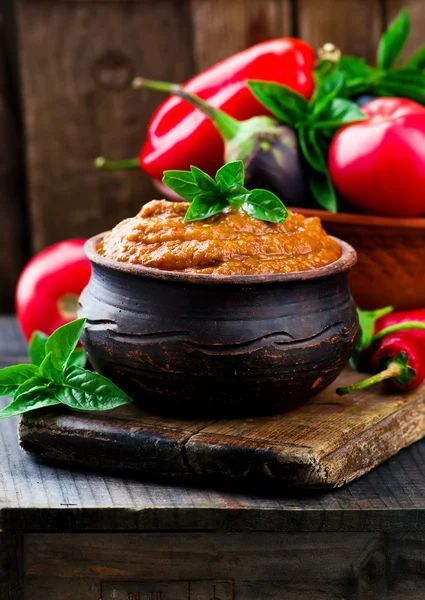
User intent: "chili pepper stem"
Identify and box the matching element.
[336,362,401,396]
[94,156,140,170]
[372,321,425,343]
[132,76,240,141]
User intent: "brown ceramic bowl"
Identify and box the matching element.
[78,235,358,418]
[294,208,425,311]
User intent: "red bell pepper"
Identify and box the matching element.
[328,98,425,217]
[96,39,315,179]
[16,240,91,341]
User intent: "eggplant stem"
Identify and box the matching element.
[336,362,401,396]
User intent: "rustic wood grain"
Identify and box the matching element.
[0,20,27,312]
[19,367,425,489]
[296,0,384,63]
[15,0,194,252]
[190,0,292,71]
[385,0,425,62]
[0,532,23,600]
[24,531,387,600]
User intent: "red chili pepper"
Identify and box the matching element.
[338,308,425,395]
[96,39,315,179]
[328,98,425,217]
[16,240,91,341]
[337,331,425,395]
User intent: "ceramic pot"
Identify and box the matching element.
[79,235,358,417]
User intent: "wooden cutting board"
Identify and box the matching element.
[19,369,425,489]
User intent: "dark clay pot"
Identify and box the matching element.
[79,235,358,417]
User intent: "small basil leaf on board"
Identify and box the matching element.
[307,167,338,213]
[0,395,60,420]
[298,128,327,173]
[29,331,48,366]
[45,318,86,372]
[377,8,410,70]
[68,348,87,369]
[190,166,217,192]
[39,352,63,385]
[315,98,366,129]
[0,364,39,396]
[184,194,228,222]
[216,160,245,191]
[247,80,309,127]
[14,375,52,401]
[311,71,346,118]
[404,44,425,69]
[162,171,200,202]
[242,189,288,224]
[58,367,132,411]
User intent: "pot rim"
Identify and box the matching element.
[85,233,357,285]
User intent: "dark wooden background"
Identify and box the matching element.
[0,0,423,312]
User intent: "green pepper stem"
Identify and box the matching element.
[132,76,240,142]
[371,321,425,344]
[336,362,401,396]
[94,156,140,170]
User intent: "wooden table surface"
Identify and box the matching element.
[2,315,425,599]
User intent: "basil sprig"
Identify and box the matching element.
[163,160,288,223]
[316,9,425,105]
[0,319,132,419]
[247,73,365,212]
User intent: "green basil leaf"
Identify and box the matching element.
[377,9,410,70]
[162,170,200,202]
[298,128,327,173]
[0,394,60,420]
[314,98,366,129]
[356,306,394,351]
[190,166,217,193]
[45,318,86,372]
[58,367,132,411]
[216,160,245,192]
[184,194,228,222]
[29,331,48,366]
[228,193,250,210]
[247,80,308,127]
[404,44,425,69]
[39,352,63,385]
[68,348,87,369]
[14,375,52,401]
[311,71,346,118]
[307,167,338,213]
[0,364,39,396]
[339,56,374,79]
[242,189,288,224]
[377,80,425,104]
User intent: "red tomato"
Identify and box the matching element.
[329,98,425,217]
[16,240,91,341]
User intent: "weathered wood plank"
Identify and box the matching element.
[3,316,425,535]
[15,0,194,252]
[0,532,23,600]
[297,0,383,63]
[386,0,425,62]
[24,532,386,600]
[0,19,27,312]
[190,0,292,71]
[19,368,425,489]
